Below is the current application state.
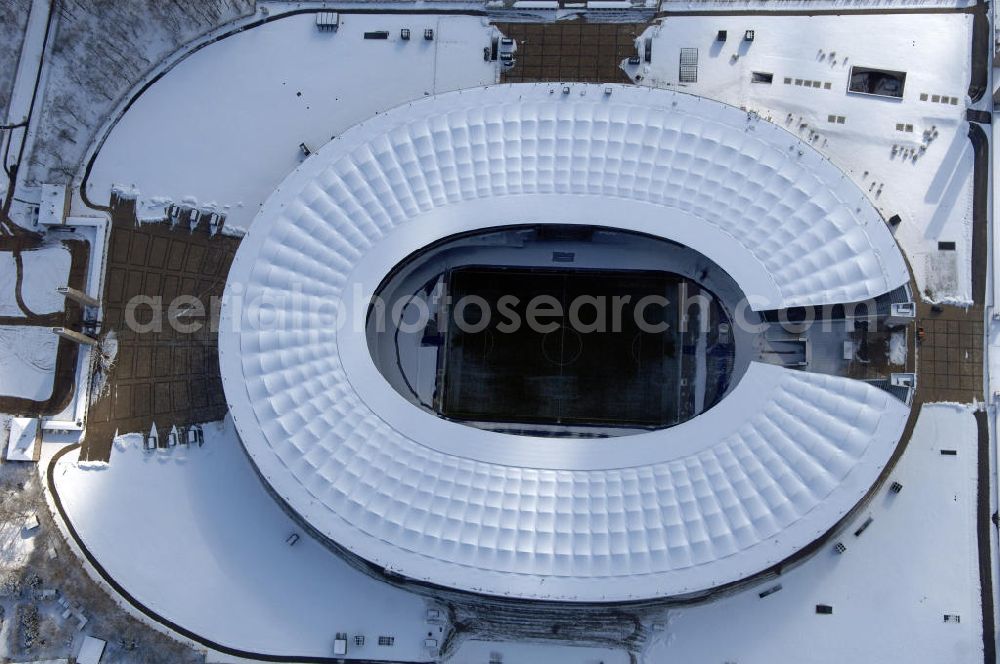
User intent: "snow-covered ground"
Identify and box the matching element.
[25,0,255,186]
[658,0,977,8]
[0,0,45,211]
[0,0,30,120]
[0,511,37,571]
[87,11,504,234]
[449,639,630,664]
[52,418,440,662]
[0,327,56,401]
[641,403,983,663]
[0,243,70,317]
[629,13,975,303]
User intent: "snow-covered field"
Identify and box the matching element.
[0,0,30,120]
[87,11,504,234]
[53,418,438,662]
[641,403,983,663]
[0,327,56,401]
[0,255,25,317]
[630,13,975,303]
[0,243,70,317]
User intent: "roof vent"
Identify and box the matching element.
[679,48,698,83]
[316,12,339,31]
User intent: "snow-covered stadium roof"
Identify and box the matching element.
[219,84,911,601]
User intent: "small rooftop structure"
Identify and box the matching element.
[77,636,106,664]
[23,513,39,533]
[6,417,40,462]
[315,12,339,31]
[38,183,68,226]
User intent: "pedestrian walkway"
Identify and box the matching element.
[497,22,646,83]
[82,196,239,461]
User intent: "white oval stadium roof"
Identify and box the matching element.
[219,83,911,601]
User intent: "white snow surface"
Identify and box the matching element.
[53,419,434,661]
[888,329,907,365]
[1,0,47,221]
[641,403,982,664]
[87,12,502,232]
[0,242,70,317]
[0,326,56,400]
[449,640,630,664]
[630,13,974,302]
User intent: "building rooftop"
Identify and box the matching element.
[219,83,913,601]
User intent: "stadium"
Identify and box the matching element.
[2,2,991,661]
[219,83,915,603]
